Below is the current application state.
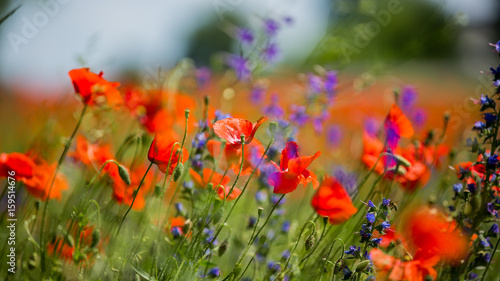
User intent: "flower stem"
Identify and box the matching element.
[40,103,87,274]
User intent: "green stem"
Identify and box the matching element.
[114,162,153,238]
[40,103,87,273]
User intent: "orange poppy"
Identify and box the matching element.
[401,206,468,262]
[0,152,35,179]
[370,248,439,281]
[68,68,122,108]
[21,158,69,201]
[213,117,268,149]
[268,141,321,194]
[70,135,119,175]
[189,168,241,201]
[148,133,189,174]
[310,176,357,224]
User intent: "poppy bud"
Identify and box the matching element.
[173,163,184,182]
[218,240,228,256]
[393,154,411,168]
[258,207,264,217]
[355,260,370,272]
[305,233,316,251]
[185,109,190,120]
[269,122,278,134]
[118,164,131,185]
[91,229,100,248]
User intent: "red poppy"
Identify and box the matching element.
[401,206,468,262]
[112,164,154,210]
[385,103,414,149]
[213,117,268,149]
[148,132,189,174]
[268,141,321,194]
[0,152,35,179]
[21,158,69,201]
[68,68,122,108]
[370,248,439,281]
[311,177,357,224]
[190,168,242,201]
[70,135,119,174]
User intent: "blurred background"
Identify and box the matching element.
[0,0,499,149]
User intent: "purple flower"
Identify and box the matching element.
[214,110,231,121]
[326,125,343,146]
[412,108,427,127]
[333,167,357,195]
[268,261,281,272]
[308,74,324,94]
[473,121,486,131]
[227,55,251,80]
[183,180,193,190]
[367,201,376,209]
[487,202,499,217]
[281,249,291,260]
[483,113,498,127]
[255,190,267,203]
[175,203,184,213]
[345,245,360,256]
[364,118,379,137]
[263,94,284,118]
[380,221,390,229]
[324,71,338,97]
[171,227,182,238]
[453,183,463,193]
[208,267,221,278]
[490,41,500,53]
[282,16,294,26]
[487,154,499,166]
[236,27,254,45]
[371,238,382,246]
[400,86,417,110]
[262,43,280,62]
[366,213,376,224]
[488,223,499,237]
[250,85,266,104]
[264,18,280,36]
[382,198,390,206]
[195,67,211,88]
[289,105,309,127]
[282,221,291,232]
[313,113,329,134]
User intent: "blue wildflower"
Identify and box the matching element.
[380,221,390,229]
[227,55,251,80]
[382,198,390,206]
[250,85,266,104]
[400,86,417,110]
[282,221,291,232]
[262,43,280,62]
[263,94,285,118]
[208,267,221,278]
[488,223,499,237]
[263,18,280,36]
[236,27,254,45]
[366,213,376,224]
[326,125,343,146]
[367,201,376,209]
[345,245,360,257]
[171,227,182,238]
[289,105,309,127]
[453,183,463,193]
[473,121,486,131]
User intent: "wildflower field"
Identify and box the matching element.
[1,1,500,281]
